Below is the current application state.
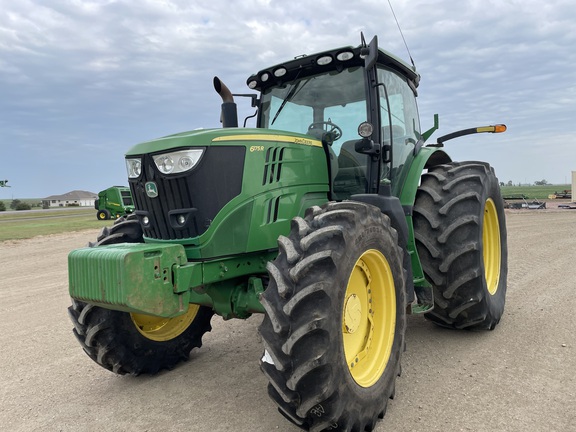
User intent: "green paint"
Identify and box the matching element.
[68,243,190,317]
[141,131,329,259]
[398,146,451,288]
[421,114,439,143]
[69,242,271,318]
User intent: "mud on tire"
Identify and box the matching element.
[413,161,508,330]
[259,201,406,432]
[68,214,214,375]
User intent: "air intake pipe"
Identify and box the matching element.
[213,77,238,128]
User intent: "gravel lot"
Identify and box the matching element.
[1,209,575,431]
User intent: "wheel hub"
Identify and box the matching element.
[342,249,396,387]
[131,304,200,341]
[483,198,502,295]
[343,294,362,334]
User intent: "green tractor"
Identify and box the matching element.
[68,35,508,431]
[94,186,135,220]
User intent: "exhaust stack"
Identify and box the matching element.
[213,77,238,128]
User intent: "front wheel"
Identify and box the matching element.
[69,300,213,375]
[68,214,214,375]
[259,201,406,431]
[413,161,508,330]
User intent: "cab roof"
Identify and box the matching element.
[246,42,420,93]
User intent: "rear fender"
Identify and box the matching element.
[398,147,451,310]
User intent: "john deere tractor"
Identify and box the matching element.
[68,35,507,431]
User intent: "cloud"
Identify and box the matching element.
[1,0,575,197]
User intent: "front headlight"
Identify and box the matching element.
[126,158,142,178]
[153,149,204,175]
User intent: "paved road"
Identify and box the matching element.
[0,210,574,431]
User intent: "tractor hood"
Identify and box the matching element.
[122,126,328,258]
[125,128,320,156]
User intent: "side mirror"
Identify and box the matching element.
[355,138,381,157]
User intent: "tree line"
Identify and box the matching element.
[0,199,32,211]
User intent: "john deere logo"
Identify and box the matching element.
[145,182,159,198]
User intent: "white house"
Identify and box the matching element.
[42,190,97,208]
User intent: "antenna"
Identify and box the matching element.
[387,0,416,69]
[360,32,367,48]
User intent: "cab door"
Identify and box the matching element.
[376,67,421,195]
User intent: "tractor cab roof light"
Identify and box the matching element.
[273,67,287,77]
[317,55,333,66]
[336,51,355,61]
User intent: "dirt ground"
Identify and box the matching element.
[1,209,575,432]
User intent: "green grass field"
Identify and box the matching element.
[500,184,571,200]
[0,208,109,241]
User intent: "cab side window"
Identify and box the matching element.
[378,68,421,184]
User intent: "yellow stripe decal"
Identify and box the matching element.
[212,134,322,147]
[476,126,495,133]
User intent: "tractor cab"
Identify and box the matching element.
[246,35,422,200]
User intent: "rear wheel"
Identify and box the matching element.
[413,161,508,330]
[259,201,406,431]
[68,215,214,375]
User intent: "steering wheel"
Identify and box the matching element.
[307,121,343,144]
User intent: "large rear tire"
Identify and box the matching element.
[68,215,214,375]
[413,161,508,330]
[259,201,406,431]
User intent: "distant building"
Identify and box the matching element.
[42,190,97,208]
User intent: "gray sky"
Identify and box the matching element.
[1,0,575,199]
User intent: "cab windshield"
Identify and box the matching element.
[258,67,369,199]
[259,67,367,155]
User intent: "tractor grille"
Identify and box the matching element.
[262,146,286,185]
[129,146,245,240]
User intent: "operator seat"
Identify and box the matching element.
[333,140,367,199]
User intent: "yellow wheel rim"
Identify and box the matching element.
[131,305,200,342]
[342,249,396,388]
[483,198,502,295]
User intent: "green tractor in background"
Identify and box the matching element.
[68,35,508,431]
[94,185,134,220]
